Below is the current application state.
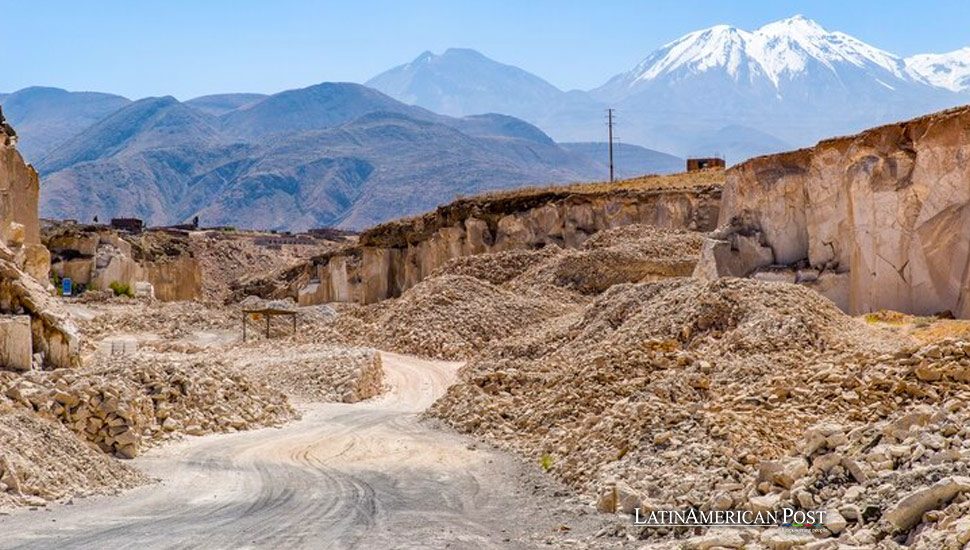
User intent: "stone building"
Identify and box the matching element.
[686,157,726,171]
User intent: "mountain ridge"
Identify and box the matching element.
[369,16,969,160]
[33,83,626,231]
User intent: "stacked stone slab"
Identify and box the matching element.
[0,354,296,459]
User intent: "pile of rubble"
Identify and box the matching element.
[0,241,80,369]
[331,274,569,360]
[0,405,146,509]
[74,301,239,345]
[228,343,384,403]
[508,225,706,295]
[311,225,709,361]
[194,236,333,303]
[430,246,562,286]
[429,277,970,549]
[0,353,296,461]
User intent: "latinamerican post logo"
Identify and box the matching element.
[634,507,827,532]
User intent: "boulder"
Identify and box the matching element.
[595,480,642,514]
[749,492,782,514]
[825,508,848,535]
[759,528,816,550]
[685,530,747,550]
[884,476,970,532]
[758,457,808,489]
[0,315,32,371]
[134,281,155,300]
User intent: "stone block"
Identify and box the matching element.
[0,315,32,371]
[7,222,25,247]
[134,281,155,300]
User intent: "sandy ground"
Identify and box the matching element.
[0,352,612,550]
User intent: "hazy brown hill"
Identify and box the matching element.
[1,87,131,162]
[35,85,615,230]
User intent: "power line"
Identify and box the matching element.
[607,108,615,182]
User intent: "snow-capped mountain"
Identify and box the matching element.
[906,48,970,92]
[368,16,968,163]
[596,15,919,101]
[590,15,964,158]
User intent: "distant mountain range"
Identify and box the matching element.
[0,87,130,161]
[4,14,967,230]
[12,84,677,231]
[369,16,970,160]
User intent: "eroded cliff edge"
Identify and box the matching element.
[235,175,723,305]
[0,108,79,369]
[696,105,970,316]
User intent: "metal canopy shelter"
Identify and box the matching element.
[242,308,299,342]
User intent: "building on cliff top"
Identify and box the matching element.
[686,158,726,172]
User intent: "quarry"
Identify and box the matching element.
[2,103,970,550]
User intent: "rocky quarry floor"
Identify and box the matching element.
[297,224,970,550]
[0,292,385,512]
[2,223,970,549]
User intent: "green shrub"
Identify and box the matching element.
[540,454,554,472]
[109,281,134,298]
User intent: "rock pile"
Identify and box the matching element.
[508,225,705,295]
[430,246,562,286]
[75,301,239,345]
[228,344,384,403]
[338,274,568,360]
[0,353,296,460]
[428,277,970,549]
[0,405,146,509]
[311,225,708,361]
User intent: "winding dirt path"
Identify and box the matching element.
[0,353,590,549]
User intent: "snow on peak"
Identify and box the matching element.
[632,24,757,82]
[751,16,905,84]
[758,14,827,36]
[906,47,970,92]
[628,15,907,88]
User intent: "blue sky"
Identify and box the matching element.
[2,0,968,99]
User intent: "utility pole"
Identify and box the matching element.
[607,108,615,182]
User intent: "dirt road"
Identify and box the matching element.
[0,353,603,549]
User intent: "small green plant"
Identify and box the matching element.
[913,316,934,328]
[109,281,134,298]
[540,454,554,472]
[51,274,63,296]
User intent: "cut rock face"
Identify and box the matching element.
[262,182,721,306]
[697,105,970,317]
[0,242,80,369]
[44,223,203,302]
[0,315,32,371]
[0,117,80,369]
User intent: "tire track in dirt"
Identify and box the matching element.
[0,353,596,550]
